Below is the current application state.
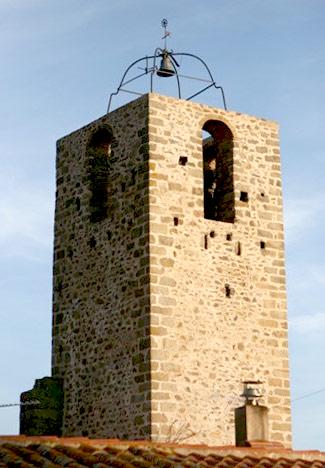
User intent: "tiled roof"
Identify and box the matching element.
[0,437,324,467]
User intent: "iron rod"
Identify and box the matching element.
[186,83,214,101]
[176,73,213,84]
[122,70,149,87]
[107,55,156,112]
[119,88,144,96]
[215,85,227,110]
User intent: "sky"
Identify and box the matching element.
[0,0,324,450]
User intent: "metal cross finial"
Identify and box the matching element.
[161,18,171,49]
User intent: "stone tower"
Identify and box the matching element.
[52,93,291,446]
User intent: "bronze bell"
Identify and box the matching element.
[157,53,175,77]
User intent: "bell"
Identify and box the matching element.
[157,53,175,77]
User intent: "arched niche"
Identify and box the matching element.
[86,127,113,223]
[202,120,234,223]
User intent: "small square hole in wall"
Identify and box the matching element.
[204,234,208,249]
[240,191,249,202]
[226,233,232,241]
[210,231,215,238]
[260,241,266,250]
[178,156,188,166]
[225,284,231,298]
[88,236,97,249]
[261,192,265,197]
[173,217,179,226]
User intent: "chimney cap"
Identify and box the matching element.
[241,380,263,405]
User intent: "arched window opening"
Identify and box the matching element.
[202,120,234,223]
[87,127,113,223]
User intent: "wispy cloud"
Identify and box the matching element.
[284,194,325,244]
[0,172,53,260]
[312,270,325,286]
[290,312,325,334]
[0,0,132,44]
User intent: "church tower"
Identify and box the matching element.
[52,91,291,446]
[50,23,291,446]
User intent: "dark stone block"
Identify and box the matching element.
[20,377,63,436]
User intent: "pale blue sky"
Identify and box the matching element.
[0,0,324,450]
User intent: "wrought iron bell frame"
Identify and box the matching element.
[107,47,227,113]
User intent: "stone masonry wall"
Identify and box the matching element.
[52,93,291,446]
[147,94,291,446]
[52,95,151,439]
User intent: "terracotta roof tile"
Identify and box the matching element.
[0,437,324,467]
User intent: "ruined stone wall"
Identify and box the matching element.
[147,94,291,446]
[52,93,291,446]
[52,96,151,438]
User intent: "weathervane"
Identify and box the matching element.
[161,18,171,49]
[107,19,227,112]
[156,19,179,78]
